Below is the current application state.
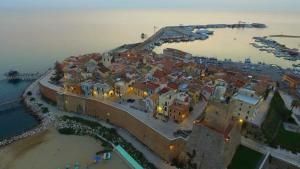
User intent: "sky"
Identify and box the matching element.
[0,0,299,12]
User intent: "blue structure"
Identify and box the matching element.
[115,145,143,169]
[94,155,101,163]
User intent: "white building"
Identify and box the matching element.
[230,88,262,122]
[157,90,177,117]
[85,59,98,73]
[101,53,113,68]
[213,79,227,101]
[115,81,126,97]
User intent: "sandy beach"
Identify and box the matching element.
[0,128,131,169]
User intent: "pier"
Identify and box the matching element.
[133,23,267,51]
[4,71,42,81]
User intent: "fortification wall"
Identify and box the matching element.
[39,82,186,162]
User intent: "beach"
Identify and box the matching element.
[0,128,131,169]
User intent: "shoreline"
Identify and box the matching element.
[0,71,54,148]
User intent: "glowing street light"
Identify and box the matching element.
[157,106,163,113]
[143,91,148,97]
[169,145,175,151]
[239,118,243,124]
[93,90,98,96]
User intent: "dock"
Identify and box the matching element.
[4,70,42,81]
[133,23,267,51]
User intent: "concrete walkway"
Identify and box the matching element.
[241,137,300,168]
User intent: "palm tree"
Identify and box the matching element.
[291,99,300,111]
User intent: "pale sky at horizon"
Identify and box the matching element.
[0,0,299,12]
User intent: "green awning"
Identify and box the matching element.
[115,145,144,169]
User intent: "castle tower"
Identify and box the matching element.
[181,102,242,169]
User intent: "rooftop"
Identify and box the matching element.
[233,93,260,105]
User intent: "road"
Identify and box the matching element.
[241,137,300,168]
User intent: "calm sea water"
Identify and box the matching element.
[0,80,38,141]
[0,9,299,139]
[0,10,300,78]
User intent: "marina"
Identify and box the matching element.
[134,23,266,51]
[251,36,300,61]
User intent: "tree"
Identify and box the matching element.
[291,99,300,111]
[51,61,64,82]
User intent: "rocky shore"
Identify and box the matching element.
[0,73,54,147]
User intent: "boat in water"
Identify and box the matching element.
[244,58,252,64]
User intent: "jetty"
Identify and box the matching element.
[269,34,300,38]
[133,23,266,51]
[252,36,300,61]
[4,70,41,81]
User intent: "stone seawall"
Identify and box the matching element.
[39,82,186,162]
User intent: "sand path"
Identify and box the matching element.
[0,128,131,169]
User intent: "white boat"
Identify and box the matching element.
[195,29,214,35]
[245,58,251,64]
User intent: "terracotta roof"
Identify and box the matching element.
[285,74,300,82]
[146,82,160,90]
[170,100,189,111]
[160,87,170,94]
[234,79,246,88]
[168,82,179,90]
[153,70,165,79]
[132,82,147,91]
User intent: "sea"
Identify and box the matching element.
[0,9,299,139]
[0,80,38,141]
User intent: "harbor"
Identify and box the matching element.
[134,23,267,51]
[250,36,300,61]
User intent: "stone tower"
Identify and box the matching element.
[182,102,242,169]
